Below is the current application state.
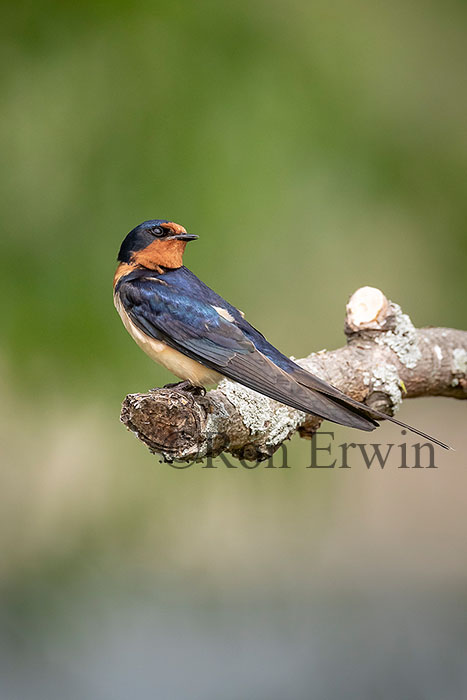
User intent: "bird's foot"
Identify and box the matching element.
[162,380,206,396]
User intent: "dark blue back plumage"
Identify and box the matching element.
[117,266,295,369]
[115,266,383,430]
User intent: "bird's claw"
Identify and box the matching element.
[162,380,206,396]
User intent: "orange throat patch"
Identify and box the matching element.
[130,238,187,270]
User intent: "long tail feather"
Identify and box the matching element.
[292,367,451,450]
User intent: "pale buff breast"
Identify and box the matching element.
[114,293,223,387]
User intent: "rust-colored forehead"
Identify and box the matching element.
[164,221,186,235]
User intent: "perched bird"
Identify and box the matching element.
[114,219,449,449]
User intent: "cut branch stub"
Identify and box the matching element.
[121,390,207,459]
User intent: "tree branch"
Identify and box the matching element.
[120,287,467,462]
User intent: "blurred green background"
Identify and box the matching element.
[1,1,467,698]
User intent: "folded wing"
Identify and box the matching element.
[118,275,378,431]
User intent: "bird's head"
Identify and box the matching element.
[117,220,198,270]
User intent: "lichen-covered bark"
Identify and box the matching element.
[120,287,467,463]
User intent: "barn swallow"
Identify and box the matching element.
[114,219,449,449]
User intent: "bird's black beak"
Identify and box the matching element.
[168,233,198,241]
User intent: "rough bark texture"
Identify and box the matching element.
[120,287,467,463]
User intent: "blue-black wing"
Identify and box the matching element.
[117,271,378,430]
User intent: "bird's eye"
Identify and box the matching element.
[151,226,165,237]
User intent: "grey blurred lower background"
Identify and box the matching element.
[2,580,466,700]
